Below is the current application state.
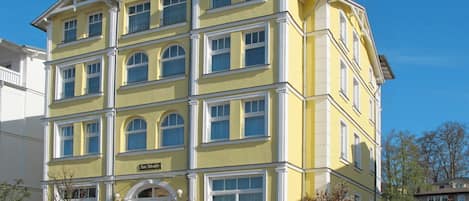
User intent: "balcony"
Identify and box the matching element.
[0,66,21,86]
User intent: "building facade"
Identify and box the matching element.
[33,0,393,200]
[0,38,46,200]
[415,178,469,201]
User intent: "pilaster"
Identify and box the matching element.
[187,173,197,201]
[276,165,288,201]
[276,87,288,162]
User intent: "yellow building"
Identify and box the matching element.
[33,0,394,200]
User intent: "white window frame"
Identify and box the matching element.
[53,116,102,159]
[126,52,149,84]
[127,1,151,34]
[203,22,269,74]
[126,118,147,151]
[203,92,270,143]
[161,0,187,26]
[61,67,76,99]
[160,44,186,78]
[85,120,100,155]
[207,102,230,142]
[59,124,74,158]
[340,121,348,160]
[204,170,268,201]
[86,61,102,94]
[54,56,104,100]
[340,60,347,97]
[353,31,360,65]
[88,12,103,37]
[353,78,360,111]
[243,98,267,137]
[54,183,99,201]
[208,35,231,73]
[354,133,361,169]
[159,113,185,148]
[339,11,347,47]
[244,29,267,66]
[63,18,77,43]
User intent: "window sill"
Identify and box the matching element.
[338,38,349,52]
[50,154,102,163]
[368,119,375,125]
[340,157,351,166]
[119,75,186,91]
[352,105,361,115]
[201,136,270,148]
[117,146,184,157]
[202,64,269,79]
[206,0,266,14]
[53,92,103,104]
[57,35,103,49]
[121,22,187,40]
[353,165,363,172]
[339,90,349,101]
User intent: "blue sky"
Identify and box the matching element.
[1,1,467,136]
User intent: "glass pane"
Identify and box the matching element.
[211,120,229,141]
[127,132,146,150]
[245,116,265,137]
[88,188,96,198]
[213,195,235,201]
[129,12,150,33]
[162,127,184,146]
[245,47,265,66]
[162,58,185,77]
[212,0,230,8]
[87,77,100,94]
[64,29,76,42]
[225,179,236,190]
[238,178,250,189]
[245,102,251,113]
[163,3,186,25]
[213,180,224,191]
[127,65,148,83]
[251,177,263,188]
[89,22,102,37]
[63,139,73,156]
[239,193,263,201]
[88,136,99,154]
[64,82,75,98]
[137,188,152,198]
[211,53,230,72]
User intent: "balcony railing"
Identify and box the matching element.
[0,66,21,86]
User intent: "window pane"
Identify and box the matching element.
[127,132,146,150]
[88,136,99,154]
[250,177,263,188]
[129,12,150,33]
[239,193,263,201]
[89,22,102,37]
[225,179,237,190]
[213,195,235,201]
[87,77,100,94]
[245,47,265,66]
[162,127,184,146]
[64,29,76,42]
[238,178,250,189]
[127,65,148,83]
[162,58,185,77]
[211,52,230,72]
[64,82,75,98]
[63,139,73,156]
[138,188,153,198]
[213,180,224,191]
[245,116,265,137]
[211,120,229,141]
[212,0,230,8]
[163,3,186,25]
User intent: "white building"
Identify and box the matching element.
[0,38,45,200]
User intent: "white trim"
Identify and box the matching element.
[206,0,266,14]
[105,111,115,177]
[190,33,200,95]
[204,169,267,201]
[124,179,177,200]
[108,7,118,47]
[276,87,288,162]
[275,166,287,201]
[277,15,288,82]
[191,0,200,29]
[188,100,198,170]
[278,0,287,12]
[187,173,197,201]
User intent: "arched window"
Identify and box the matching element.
[137,187,170,199]
[161,45,185,78]
[160,113,184,147]
[127,52,148,84]
[126,118,147,151]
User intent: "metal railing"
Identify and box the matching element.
[0,66,21,86]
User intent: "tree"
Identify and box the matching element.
[301,183,352,201]
[382,130,424,201]
[48,167,75,201]
[418,122,469,182]
[0,179,30,201]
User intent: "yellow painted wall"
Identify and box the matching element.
[288,168,304,201]
[288,93,304,167]
[288,23,304,94]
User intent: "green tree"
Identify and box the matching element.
[301,183,352,201]
[382,130,424,201]
[0,179,30,201]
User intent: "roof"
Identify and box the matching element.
[434,178,469,185]
[415,188,469,196]
[379,55,395,80]
[0,38,46,59]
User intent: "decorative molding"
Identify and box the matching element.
[205,0,266,14]
[121,23,187,40]
[56,35,103,49]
